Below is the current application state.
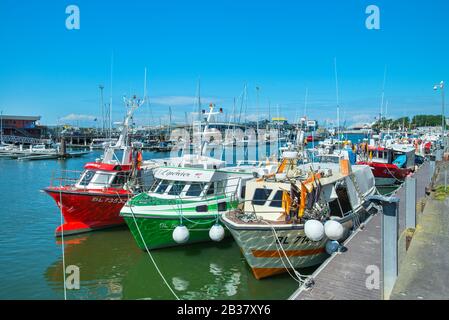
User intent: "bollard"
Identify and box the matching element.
[366,195,400,300]
[405,177,416,230]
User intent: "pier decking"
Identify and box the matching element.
[289,161,432,300]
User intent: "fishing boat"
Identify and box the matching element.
[44,96,158,236]
[357,143,415,186]
[120,105,278,250]
[221,150,377,280]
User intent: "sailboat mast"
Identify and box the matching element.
[197,79,201,122]
[256,86,260,135]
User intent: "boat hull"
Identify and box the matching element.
[122,214,228,250]
[44,187,130,236]
[221,213,357,280]
[357,161,410,186]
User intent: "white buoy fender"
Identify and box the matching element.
[282,151,298,159]
[325,240,340,254]
[209,224,225,242]
[304,220,324,242]
[173,225,190,244]
[324,220,344,241]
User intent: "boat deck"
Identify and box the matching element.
[289,161,431,300]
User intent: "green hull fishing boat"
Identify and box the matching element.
[121,159,269,249]
[121,104,278,249]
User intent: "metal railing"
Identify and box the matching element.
[48,169,150,191]
[2,135,50,145]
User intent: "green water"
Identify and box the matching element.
[0,151,300,300]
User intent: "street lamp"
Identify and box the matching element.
[433,81,445,150]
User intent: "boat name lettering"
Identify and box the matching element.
[158,169,199,178]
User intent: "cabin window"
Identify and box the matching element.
[218,202,227,211]
[168,181,186,196]
[93,172,113,186]
[150,179,161,192]
[269,190,284,208]
[328,185,352,217]
[240,186,246,199]
[206,183,215,195]
[186,183,203,197]
[79,170,95,186]
[155,180,170,194]
[215,181,225,195]
[252,188,273,206]
[111,172,129,187]
[196,205,208,212]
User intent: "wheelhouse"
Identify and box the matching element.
[74,162,132,190]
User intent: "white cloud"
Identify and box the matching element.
[150,96,220,106]
[60,113,97,121]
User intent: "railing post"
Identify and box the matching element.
[405,177,416,230]
[366,195,399,300]
[381,197,399,300]
[436,148,443,161]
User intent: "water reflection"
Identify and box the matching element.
[44,227,299,300]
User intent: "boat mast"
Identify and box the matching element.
[200,104,219,156]
[256,86,260,136]
[334,58,340,141]
[98,84,105,135]
[109,52,114,140]
[0,110,3,144]
[380,65,387,128]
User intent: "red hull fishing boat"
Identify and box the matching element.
[357,144,415,186]
[44,96,155,236]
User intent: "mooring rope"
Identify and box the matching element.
[260,220,309,285]
[116,191,180,300]
[58,182,67,300]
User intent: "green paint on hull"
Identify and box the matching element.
[124,216,229,250]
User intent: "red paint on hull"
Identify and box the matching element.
[44,187,130,236]
[357,161,410,183]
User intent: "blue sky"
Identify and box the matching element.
[0,0,448,127]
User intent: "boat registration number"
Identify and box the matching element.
[91,197,127,204]
[276,235,313,245]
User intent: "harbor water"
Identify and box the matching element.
[0,150,304,300]
[0,133,387,300]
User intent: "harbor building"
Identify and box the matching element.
[0,115,44,138]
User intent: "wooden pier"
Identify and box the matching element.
[289,161,433,300]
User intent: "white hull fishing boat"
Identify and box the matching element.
[221,151,377,279]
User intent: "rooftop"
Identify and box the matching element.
[0,115,41,121]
